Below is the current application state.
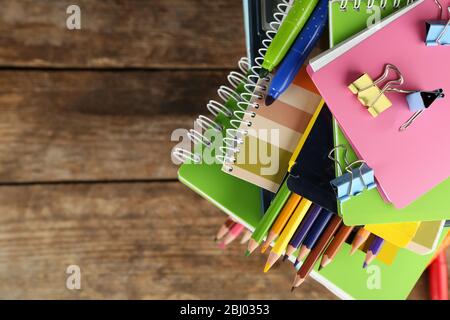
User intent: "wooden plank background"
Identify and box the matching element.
[0,0,445,299]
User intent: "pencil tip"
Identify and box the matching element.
[362,262,368,269]
[263,263,271,273]
[245,250,250,257]
[282,255,288,262]
[291,286,296,293]
[259,68,269,78]
[246,239,258,256]
[260,244,268,254]
[294,260,299,267]
[318,265,323,272]
[265,95,275,106]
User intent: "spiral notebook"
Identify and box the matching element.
[221,66,323,193]
[328,0,450,225]
[308,0,450,209]
[172,1,294,228]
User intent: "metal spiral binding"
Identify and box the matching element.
[217,0,293,172]
[339,0,414,11]
[172,57,250,164]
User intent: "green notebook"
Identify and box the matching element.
[330,0,450,226]
[177,71,262,229]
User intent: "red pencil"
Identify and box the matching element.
[429,251,448,300]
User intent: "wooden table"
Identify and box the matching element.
[0,0,444,299]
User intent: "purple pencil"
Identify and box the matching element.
[283,204,322,261]
[363,236,385,268]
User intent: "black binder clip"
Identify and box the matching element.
[400,89,445,131]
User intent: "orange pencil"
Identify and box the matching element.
[261,193,302,253]
[319,225,354,269]
[350,227,371,255]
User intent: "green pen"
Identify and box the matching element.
[259,0,319,77]
[245,181,291,256]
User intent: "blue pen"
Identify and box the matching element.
[265,0,328,106]
[294,209,333,265]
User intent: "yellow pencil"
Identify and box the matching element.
[260,193,302,253]
[264,198,312,272]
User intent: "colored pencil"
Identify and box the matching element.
[264,198,312,272]
[350,228,371,255]
[429,251,448,300]
[319,225,354,270]
[363,236,385,268]
[240,229,253,244]
[285,204,322,259]
[292,215,342,289]
[215,217,236,242]
[261,193,302,253]
[246,182,291,256]
[296,210,333,263]
[221,223,245,246]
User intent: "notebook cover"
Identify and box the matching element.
[177,80,262,229]
[287,105,337,213]
[329,0,450,225]
[308,0,450,209]
[226,66,323,192]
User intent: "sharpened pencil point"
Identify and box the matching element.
[260,244,269,254]
[291,286,296,293]
[363,262,368,269]
[245,250,250,257]
[294,260,299,267]
[265,95,276,106]
[259,68,269,78]
[246,239,259,256]
[282,255,288,262]
[263,263,271,273]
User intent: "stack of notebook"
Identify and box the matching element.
[172,0,450,299]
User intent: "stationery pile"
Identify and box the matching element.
[172,0,450,300]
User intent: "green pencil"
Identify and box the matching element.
[259,0,319,77]
[245,181,291,255]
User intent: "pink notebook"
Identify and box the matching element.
[307,0,450,209]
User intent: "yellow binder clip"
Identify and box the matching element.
[349,64,404,117]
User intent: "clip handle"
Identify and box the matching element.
[437,7,450,45]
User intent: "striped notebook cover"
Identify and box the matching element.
[224,67,323,192]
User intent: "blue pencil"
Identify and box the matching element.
[265,0,328,106]
[284,204,322,260]
[363,236,385,268]
[295,209,334,264]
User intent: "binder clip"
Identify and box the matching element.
[426,0,450,46]
[400,89,445,131]
[348,64,404,117]
[328,145,376,203]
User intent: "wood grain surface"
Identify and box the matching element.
[0,0,445,300]
[0,0,245,68]
[0,70,227,182]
